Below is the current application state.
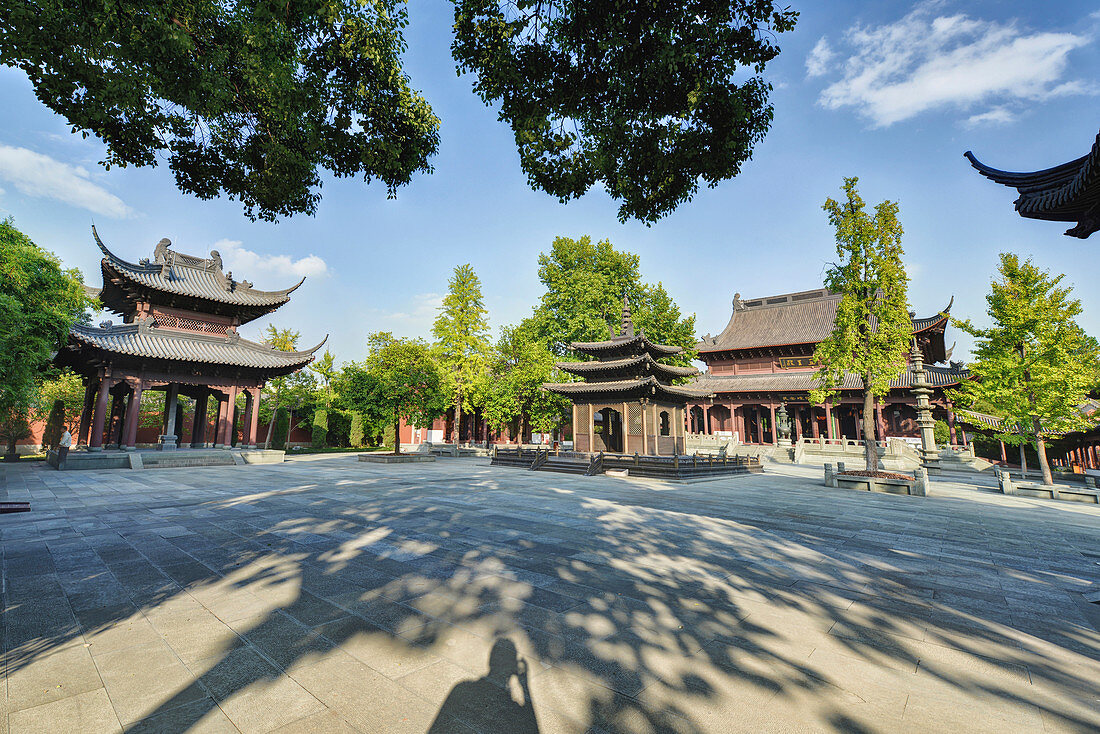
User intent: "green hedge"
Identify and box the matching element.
[42,399,65,450]
[328,410,352,447]
[272,407,289,450]
[312,409,328,449]
[349,413,365,448]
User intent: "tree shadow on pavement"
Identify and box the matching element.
[1,458,1099,732]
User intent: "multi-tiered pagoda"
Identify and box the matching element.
[56,227,324,451]
[543,302,709,455]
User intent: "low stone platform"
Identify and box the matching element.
[358,453,436,464]
[46,448,284,471]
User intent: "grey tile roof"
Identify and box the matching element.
[571,333,683,356]
[689,364,967,394]
[70,321,324,370]
[94,226,303,308]
[557,354,699,379]
[966,129,1100,238]
[544,376,711,399]
[697,288,953,353]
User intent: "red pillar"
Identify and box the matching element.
[245,388,260,448]
[220,386,239,447]
[123,382,143,449]
[811,406,820,438]
[214,394,229,448]
[824,402,833,440]
[947,405,958,447]
[88,372,113,451]
[793,406,802,441]
[999,441,1007,463]
[768,404,777,445]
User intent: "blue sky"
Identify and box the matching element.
[1,1,1098,365]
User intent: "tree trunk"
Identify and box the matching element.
[1019,443,1027,476]
[1033,422,1054,486]
[393,419,401,455]
[453,386,463,446]
[863,383,877,472]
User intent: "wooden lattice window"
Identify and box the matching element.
[154,314,230,335]
[629,404,642,434]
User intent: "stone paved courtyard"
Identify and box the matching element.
[2,456,1099,733]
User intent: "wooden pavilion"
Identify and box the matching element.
[543,301,710,455]
[56,227,324,451]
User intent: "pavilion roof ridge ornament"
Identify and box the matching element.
[965,128,1100,239]
[91,226,308,318]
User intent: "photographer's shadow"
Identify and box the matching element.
[428,638,540,734]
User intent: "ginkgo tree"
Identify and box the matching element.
[432,264,491,445]
[953,254,1099,486]
[809,178,911,473]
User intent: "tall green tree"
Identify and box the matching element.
[809,178,910,472]
[1,1,795,223]
[260,325,307,448]
[309,349,339,407]
[483,326,570,442]
[342,333,447,454]
[953,254,1099,486]
[0,218,91,422]
[526,236,696,365]
[432,264,491,444]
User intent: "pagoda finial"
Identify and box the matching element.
[621,293,634,338]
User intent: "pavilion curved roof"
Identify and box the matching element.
[571,333,683,357]
[67,321,325,373]
[556,353,698,379]
[543,376,712,400]
[93,226,304,315]
[965,129,1100,238]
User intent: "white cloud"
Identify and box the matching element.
[213,238,328,279]
[814,2,1091,127]
[964,106,1016,127]
[805,37,835,77]
[0,144,133,218]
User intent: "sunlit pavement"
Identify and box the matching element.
[2,455,1098,733]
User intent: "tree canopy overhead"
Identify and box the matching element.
[453,0,798,223]
[0,0,797,223]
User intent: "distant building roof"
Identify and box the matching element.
[697,289,952,355]
[93,226,303,323]
[66,320,324,374]
[965,128,1100,239]
[690,363,968,395]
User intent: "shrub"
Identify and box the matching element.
[1,414,31,456]
[933,419,950,446]
[42,399,65,450]
[311,409,328,449]
[272,407,289,450]
[382,424,395,448]
[328,410,352,447]
[349,413,365,448]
